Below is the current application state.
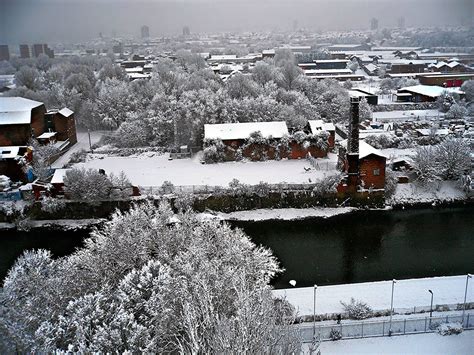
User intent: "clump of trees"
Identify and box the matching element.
[4,51,354,150]
[63,168,131,200]
[412,137,471,184]
[0,202,301,353]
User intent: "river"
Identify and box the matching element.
[1,207,473,288]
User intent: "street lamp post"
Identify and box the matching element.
[462,274,472,326]
[428,289,434,327]
[313,284,318,341]
[389,279,397,336]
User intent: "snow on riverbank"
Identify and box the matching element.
[390,181,468,205]
[73,152,339,187]
[198,207,356,222]
[274,275,474,317]
[315,331,474,354]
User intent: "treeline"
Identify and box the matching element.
[1,50,368,149]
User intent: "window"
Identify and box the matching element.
[373,169,380,176]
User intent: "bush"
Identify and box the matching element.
[67,149,88,165]
[340,298,373,320]
[40,196,66,214]
[312,173,342,197]
[329,328,342,341]
[203,139,226,163]
[161,181,175,194]
[385,169,398,198]
[437,322,463,336]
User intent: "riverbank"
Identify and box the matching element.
[273,275,474,319]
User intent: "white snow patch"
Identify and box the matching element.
[273,275,474,317]
[315,331,474,354]
[73,152,339,188]
[200,207,356,222]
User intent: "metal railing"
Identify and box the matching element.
[298,312,473,343]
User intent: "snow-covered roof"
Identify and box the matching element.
[365,63,378,72]
[58,108,74,117]
[415,128,451,136]
[373,109,444,121]
[51,168,70,184]
[308,120,335,133]
[37,132,57,139]
[398,85,463,98]
[304,69,353,75]
[0,97,43,125]
[0,146,22,159]
[204,121,289,141]
[340,139,387,159]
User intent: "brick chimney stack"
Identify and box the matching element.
[346,97,360,192]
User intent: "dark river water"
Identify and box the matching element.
[1,207,473,288]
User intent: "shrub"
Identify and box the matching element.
[203,139,226,163]
[329,328,342,341]
[385,169,398,198]
[312,173,342,197]
[40,196,67,214]
[161,181,175,194]
[340,298,373,320]
[67,149,88,165]
[437,322,463,336]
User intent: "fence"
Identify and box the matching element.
[298,312,473,343]
[139,182,325,196]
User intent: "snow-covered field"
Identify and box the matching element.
[74,152,339,187]
[199,207,356,222]
[315,331,474,354]
[391,181,468,204]
[274,275,474,316]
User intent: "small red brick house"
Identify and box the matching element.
[0,146,31,182]
[44,108,78,145]
[0,97,46,146]
[338,139,387,190]
[308,120,335,149]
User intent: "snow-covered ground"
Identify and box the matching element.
[274,275,474,317]
[199,207,356,222]
[314,331,473,354]
[73,152,339,187]
[52,130,104,169]
[391,181,468,204]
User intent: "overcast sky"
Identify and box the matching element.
[1,0,473,44]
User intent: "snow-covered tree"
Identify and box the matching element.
[412,146,440,184]
[445,103,467,121]
[461,80,474,102]
[0,202,301,352]
[15,66,42,90]
[436,137,471,180]
[63,168,116,200]
[26,140,59,181]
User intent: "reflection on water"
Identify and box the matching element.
[232,207,474,288]
[1,207,473,288]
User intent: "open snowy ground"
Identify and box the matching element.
[314,331,473,354]
[73,152,339,187]
[391,181,468,204]
[273,275,474,316]
[199,207,356,222]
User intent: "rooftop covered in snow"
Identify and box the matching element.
[340,139,387,159]
[308,120,335,133]
[398,85,463,98]
[0,97,43,125]
[204,121,289,141]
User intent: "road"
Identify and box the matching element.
[52,130,104,169]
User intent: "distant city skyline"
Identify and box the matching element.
[1,0,472,44]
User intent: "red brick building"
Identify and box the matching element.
[338,139,387,190]
[45,108,78,145]
[204,121,332,161]
[0,97,46,146]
